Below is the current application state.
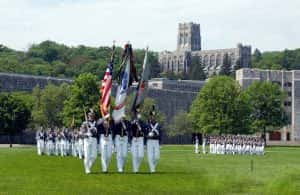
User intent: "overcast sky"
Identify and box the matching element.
[0,0,299,52]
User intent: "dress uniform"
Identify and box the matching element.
[146,113,161,173]
[192,133,199,154]
[130,114,147,173]
[113,116,130,173]
[82,110,98,174]
[60,130,67,157]
[78,126,85,159]
[36,128,45,155]
[202,135,207,154]
[97,115,113,173]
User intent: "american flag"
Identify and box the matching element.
[100,45,115,117]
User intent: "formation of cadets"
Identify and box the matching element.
[193,134,265,155]
[36,109,161,174]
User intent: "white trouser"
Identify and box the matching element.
[115,135,128,172]
[83,137,97,174]
[147,139,160,173]
[78,139,84,159]
[131,137,144,173]
[72,142,76,157]
[202,142,206,154]
[46,141,50,155]
[55,140,60,156]
[37,139,44,155]
[100,134,113,172]
[195,140,199,154]
[47,141,54,155]
[65,141,70,155]
[60,140,66,156]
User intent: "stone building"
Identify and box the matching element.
[159,22,252,76]
[236,68,300,143]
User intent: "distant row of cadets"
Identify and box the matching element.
[192,134,265,155]
[36,109,161,174]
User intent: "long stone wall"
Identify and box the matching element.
[0,73,73,92]
[0,72,202,123]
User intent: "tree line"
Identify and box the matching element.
[0,41,160,79]
[167,76,287,142]
[0,73,165,143]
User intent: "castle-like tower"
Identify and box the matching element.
[159,22,252,76]
[177,23,201,51]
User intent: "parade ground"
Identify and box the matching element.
[0,145,300,194]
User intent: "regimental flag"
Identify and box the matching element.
[112,44,133,122]
[131,47,150,113]
[100,44,115,118]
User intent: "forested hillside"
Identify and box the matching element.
[252,48,300,70]
[0,41,160,79]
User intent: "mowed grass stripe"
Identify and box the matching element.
[0,146,299,194]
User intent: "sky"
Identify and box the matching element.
[0,0,300,52]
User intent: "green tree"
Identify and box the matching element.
[189,76,250,134]
[62,73,100,127]
[219,53,231,76]
[243,81,287,143]
[31,83,70,128]
[188,56,206,80]
[167,110,193,136]
[125,93,165,125]
[252,48,262,64]
[0,93,31,147]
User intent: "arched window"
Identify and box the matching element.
[210,55,216,68]
[204,55,209,66]
[230,53,235,65]
[216,54,222,66]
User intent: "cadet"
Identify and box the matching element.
[113,115,130,173]
[60,129,67,157]
[130,109,147,173]
[36,127,45,155]
[78,125,85,159]
[97,114,113,173]
[146,110,161,173]
[202,134,207,154]
[82,109,98,174]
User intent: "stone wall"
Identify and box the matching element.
[0,73,73,92]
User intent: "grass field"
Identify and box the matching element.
[0,145,300,194]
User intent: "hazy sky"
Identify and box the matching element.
[0,0,299,52]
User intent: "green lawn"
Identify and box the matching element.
[0,145,300,194]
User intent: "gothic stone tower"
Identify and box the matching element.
[177,22,201,51]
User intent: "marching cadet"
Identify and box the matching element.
[78,125,85,159]
[97,114,113,173]
[192,133,199,154]
[60,129,67,157]
[46,129,55,155]
[146,110,161,173]
[82,109,98,174]
[36,127,45,155]
[202,134,207,154]
[71,130,78,157]
[113,115,130,173]
[130,109,147,173]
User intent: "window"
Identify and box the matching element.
[284,101,292,106]
[210,55,215,67]
[284,82,292,87]
[216,54,222,65]
[288,91,292,97]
